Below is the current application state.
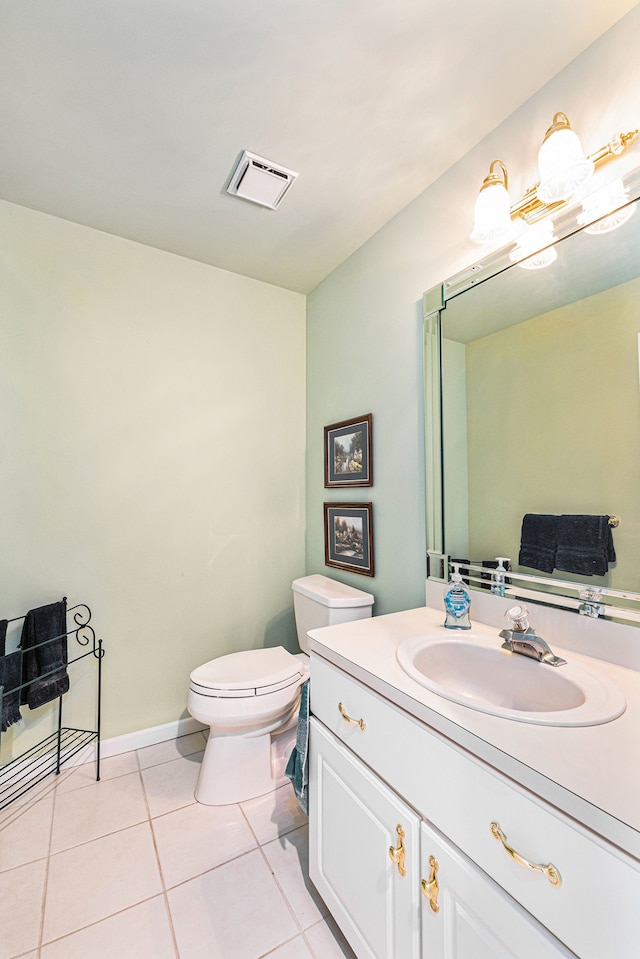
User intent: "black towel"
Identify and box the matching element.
[518,514,559,574]
[555,515,616,577]
[0,619,23,732]
[20,600,69,710]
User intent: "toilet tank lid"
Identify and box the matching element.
[292,574,374,608]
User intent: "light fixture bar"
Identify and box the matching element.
[511,128,638,224]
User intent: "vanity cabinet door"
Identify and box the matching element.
[419,821,576,959]
[309,717,422,959]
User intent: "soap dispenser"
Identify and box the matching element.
[443,563,471,630]
[491,557,510,597]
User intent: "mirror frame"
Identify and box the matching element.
[423,164,640,624]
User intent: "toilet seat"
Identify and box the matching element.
[190,646,305,699]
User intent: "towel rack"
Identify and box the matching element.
[0,599,105,810]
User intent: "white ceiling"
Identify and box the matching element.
[1,1,637,293]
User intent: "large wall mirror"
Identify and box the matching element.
[424,164,640,622]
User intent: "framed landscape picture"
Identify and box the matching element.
[324,502,374,577]
[324,414,372,488]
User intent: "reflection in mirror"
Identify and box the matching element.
[424,165,640,622]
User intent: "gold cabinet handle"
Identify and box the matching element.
[490,822,561,887]
[421,855,440,913]
[338,702,366,731]
[389,824,406,877]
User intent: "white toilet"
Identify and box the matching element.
[188,574,374,805]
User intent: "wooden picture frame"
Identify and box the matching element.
[324,502,374,577]
[324,414,372,488]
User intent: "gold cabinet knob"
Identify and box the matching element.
[421,855,440,913]
[388,824,407,877]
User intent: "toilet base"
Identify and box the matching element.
[194,717,298,806]
[195,731,271,805]
[271,724,297,785]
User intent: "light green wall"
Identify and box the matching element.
[0,200,305,753]
[305,6,640,613]
[465,276,640,589]
[306,243,427,615]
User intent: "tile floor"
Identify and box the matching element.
[0,733,356,959]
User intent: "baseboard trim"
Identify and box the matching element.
[100,717,207,760]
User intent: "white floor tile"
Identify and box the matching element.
[0,794,53,871]
[51,771,147,853]
[55,750,139,794]
[305,916,357,959]
[43,822,162,943]
[263,825,327,930]
[40,895,176,959]
[152,799,257,888]
[0,773,58,817]
[167,848,298,959]
[0,735,351,959]
[263,938,314,959]
[136,732,206,769]
[140,751,202,818]
[0,858,47,959]
[241,782,307,845]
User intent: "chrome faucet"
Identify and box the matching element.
[578,587,604,619]
[499,605,567,667]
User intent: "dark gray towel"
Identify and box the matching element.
[285,679,309,814]
[518,514,559,574]
[1,619,23,732]
[20,600,69,710]
[555,515,616,577]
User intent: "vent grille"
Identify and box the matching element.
[226,151,298,210]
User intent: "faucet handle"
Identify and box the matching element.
[578,587,604,619]
[505,604,530,632]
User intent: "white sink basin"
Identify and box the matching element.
[396,633,625,726]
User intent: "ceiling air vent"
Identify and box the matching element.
[226,151,299,210]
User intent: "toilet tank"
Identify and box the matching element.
[292,574,374,655]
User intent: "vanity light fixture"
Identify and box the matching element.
[508,221,558,271]
[536,112,593,203]
[470,115,638,244]
[469,160,513,244]
[576,178,637,235]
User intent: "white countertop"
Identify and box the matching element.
[308,604,640,861]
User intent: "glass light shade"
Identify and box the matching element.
[516,246,558,270]
[577,179,636,235]
[583,203,635,235]
[470,182,513,244]
[537,128,594,204]
[509,222,558,271]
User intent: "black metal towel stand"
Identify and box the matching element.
[0,599,105,810]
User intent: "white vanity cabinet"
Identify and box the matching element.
[310,717,422,958]
[309,653,640,959]
[419,821,574,958]
[310,714,572,959]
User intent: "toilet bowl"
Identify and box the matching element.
[188,647,309,805]
[188,574,374,805]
